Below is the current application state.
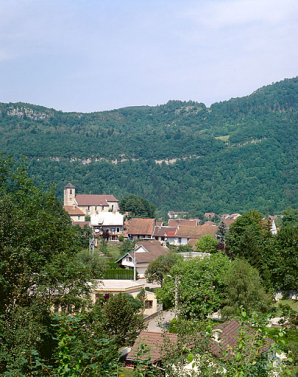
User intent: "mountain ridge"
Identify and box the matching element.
[0,77,297,215]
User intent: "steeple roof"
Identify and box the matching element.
[64,182,75,189]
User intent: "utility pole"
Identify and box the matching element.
[133,246,137,281]
[174,276,178,316]
[89,229,94,254]
[168,274,179,317]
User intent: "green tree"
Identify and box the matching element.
[145,252,183,286]
[269,225,298,291]
[0,156,119,375]
[195,234,218,253]
[282,207,298,227]
[221,259,272,319]
[227,210,272,270]
[158,253,230,319]
[103,293,146,347]
[120,239,135,256]
[216,220,228,245]
[119,194,156,218]
[75,249,107,278]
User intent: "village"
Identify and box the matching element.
[62,182,296,376]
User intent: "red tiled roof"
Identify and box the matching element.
[75,194,118,206]
[63,205,85,216]
[223,218,236,228]
[153,226,177,237]
[204,221,216,226]
[204,212,216,218]
[210,320,274,358]
[116,240,169,264]
[127,218,155,236]
[134,240,169,263]
[127,321,274,363]
[176,224,218,238]
[127,331,178,363]
[168,219,200,227]
[187,238,198,250]
[167,230,177,237]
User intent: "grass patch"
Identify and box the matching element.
[106,243,122,258]
[215,135,230,142]
[274,299,298,316]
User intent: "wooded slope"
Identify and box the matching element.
[0,77,297,215]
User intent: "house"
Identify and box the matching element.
[204,212,216,219]
[223,218,237,229]
[90,279,161,317]
[178,251,210,260]
[90,211,124,240]
[168,211,188,219]
[116,240,169,278]
[168,219,200,227]
[63,182,119,216]
[127,218,156,240]
[153,226,177,242]
[173,224,218,245]
[63,204,86,223]
[126,320,275,371]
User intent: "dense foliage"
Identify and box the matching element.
[0,77,297,214]
[0,157,144,376]
[119,194,156,218]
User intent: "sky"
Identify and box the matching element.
[0,0,297,113]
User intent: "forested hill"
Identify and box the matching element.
[0,77,297,215]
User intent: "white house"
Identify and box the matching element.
[91,211,124,240]
[116,240,169,278]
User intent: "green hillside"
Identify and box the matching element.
[0,77,297,215]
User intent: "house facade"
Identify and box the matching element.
[91,211,124,240]
[90,279,161,317]
[63,204,86,223]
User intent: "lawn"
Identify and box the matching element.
[274,299,298,316]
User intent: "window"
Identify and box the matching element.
[117,228,120,232]
[95,206,97,210]
[145,300,153,309]
[102,205,104,210]
[78,216,80,220]
[126,257,132,262]
[70,189,72,194]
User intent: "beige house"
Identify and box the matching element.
[90,279,161,317]
[173,224,218,245]
[127,218,156,240]
[63,182,119,216]
[63,204,86,223]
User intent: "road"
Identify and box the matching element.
[146,310,175,332]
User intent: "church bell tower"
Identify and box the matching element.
[64,182,76,206]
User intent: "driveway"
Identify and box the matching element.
[146,310,175,332]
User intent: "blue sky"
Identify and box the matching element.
[0,0,297,112]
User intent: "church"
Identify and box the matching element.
[63,182,119,222]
